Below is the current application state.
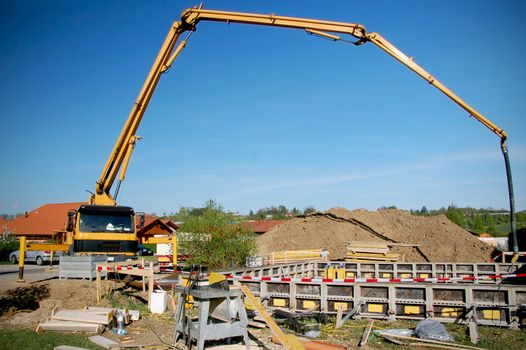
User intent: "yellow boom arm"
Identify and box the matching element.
[93,7,517,250]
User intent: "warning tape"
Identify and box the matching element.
[96,265,147,272]
[95,265,526,284]
[225,273,526,284]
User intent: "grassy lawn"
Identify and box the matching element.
[0,328,102,350]
[318,319,526,349]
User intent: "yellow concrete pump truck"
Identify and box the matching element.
[18,7,518,278]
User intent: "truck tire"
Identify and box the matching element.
[10,255,17,264]
[36,256,44,266]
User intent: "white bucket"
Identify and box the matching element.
[150,290,168,314]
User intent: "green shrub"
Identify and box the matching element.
[177,200,256,270]
[0,239,19,261]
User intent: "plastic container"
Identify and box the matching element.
[150,290,168,313]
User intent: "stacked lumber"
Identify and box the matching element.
[36,307,139,334]
[268,249,325,264]
[345,242,399,262]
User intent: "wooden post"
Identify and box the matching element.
[17,236,26,283]
[96,265,101,303]
[148,261,154,309]
[172,238,177,268]
[142,258,146,292]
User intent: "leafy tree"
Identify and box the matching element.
[446,205,466,228]
[303,206,316,215]
[472,216,485,233]
[420,206,429,216]
[291,207,302,216]
[177,200,256,270]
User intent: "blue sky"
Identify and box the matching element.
[1,0,525,215]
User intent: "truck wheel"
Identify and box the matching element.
[36,256,43,266]
[10,255,17,264]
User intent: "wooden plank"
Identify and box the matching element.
[382,334,487,350]
[85,307,116,313]
[359,319,374,346]
[345,257,398,262]
[52,310,112,325]
[54,346,91,350]
[349,248,390,254]
[386,243,421,247]
[377,334,404,345]
[37,320,102,333]
[346,252,399,258]
[248,320,267,329]
[89,335,120,349]
[409,343,480,350]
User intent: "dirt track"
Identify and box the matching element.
[256,208,494,262]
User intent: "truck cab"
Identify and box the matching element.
[69,205,138,256]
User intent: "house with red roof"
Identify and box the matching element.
[245,220,284,234]
[137,216,179,239]
[6,202,86,239]
[0,216,8,235]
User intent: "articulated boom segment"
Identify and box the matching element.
[92,7,516,251]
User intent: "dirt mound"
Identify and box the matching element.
[0,279,99,327]
[256,208,493,262]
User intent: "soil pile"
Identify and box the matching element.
[0,280,99,327]
[256,208,493,262]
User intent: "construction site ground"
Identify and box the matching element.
[0,208,521,349]
[0,277,525,350]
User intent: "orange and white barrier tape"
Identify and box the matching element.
[225,273,526,284]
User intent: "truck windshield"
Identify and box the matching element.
[79,213,133,233]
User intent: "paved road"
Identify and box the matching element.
[0,263,60,291]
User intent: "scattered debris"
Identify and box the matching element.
[37,320,104,334]
[35,306,140,335]
[414,319,454,342]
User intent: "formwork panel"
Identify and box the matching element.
[396,287,425,301]
[476,308,508,322]
[327,285,353,297]
[297,299,320,311]
[433,306,465,318]
[270,297,290,308]
[398,264,412,271]
[267,283,290,294]
[239,281,261,293]
[361,286,388,299]
[361,302,388,315]
[361,264,375,270]
[516,292,526,305]
[379,264,394,271]
[457,265,474,272]
[477,264,497,273]
[296,284,321,296]
[396,304,426,317]
[433,289,465,303]
[473,290,508,304]
[328,300,352,312]
[416,264,432,271]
